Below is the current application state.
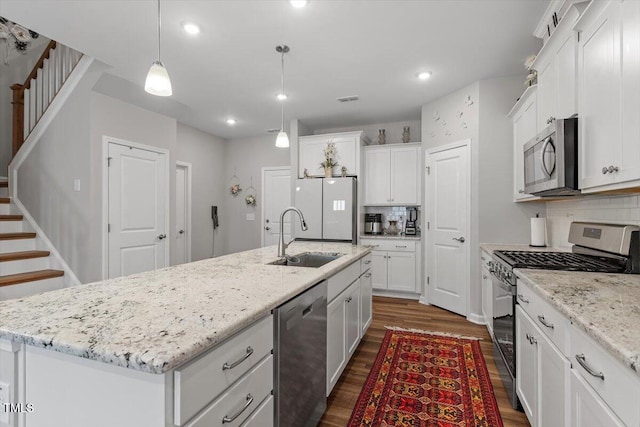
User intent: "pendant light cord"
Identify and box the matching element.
[280,50,285,131]
[157,0,162,61]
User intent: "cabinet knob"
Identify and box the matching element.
[602,167,609,175]
[157,234,167,240]
[265,226,271,231]
[608,165,619,173]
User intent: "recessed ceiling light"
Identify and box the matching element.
[226,118,236,125]
[182,22,200,35]
[290,0,308,8]
[277,93,288,101]
[417,71,432,81]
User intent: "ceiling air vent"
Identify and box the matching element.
[267,128,281,133]
[337,95,359,103]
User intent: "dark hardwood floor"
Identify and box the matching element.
[319,296,530,427]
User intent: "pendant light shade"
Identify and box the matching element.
[145,61,172,96]
[275,130,290,148]
[145,0,172,97]
[275,45,290,148]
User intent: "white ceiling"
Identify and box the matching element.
[0,1,546,140]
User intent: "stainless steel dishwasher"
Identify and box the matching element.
[274,280,327,427]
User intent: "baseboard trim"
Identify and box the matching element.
[418,295,429,305]
[373,289,421,300]
[466,312,486,325]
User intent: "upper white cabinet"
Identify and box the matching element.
[509,86,540,201]
[533,6,579,130]
[298,131,368,178]
[363,143,421,206]
[576,0,640,192]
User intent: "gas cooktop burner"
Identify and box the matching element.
[494,251,627,273]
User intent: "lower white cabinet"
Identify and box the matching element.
[361,239,420,294]
[240,395,274,427]
[516,305,570,427]
[327,278,360,395]
[570,370,624,427]
[326,255,372,396]
[480,256,493,337]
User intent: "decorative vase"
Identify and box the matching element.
[402,126,411,143]
[324,167,333,178]
[378,129,386,145]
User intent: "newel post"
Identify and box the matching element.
[11,83,25,157]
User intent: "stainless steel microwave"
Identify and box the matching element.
[524,117,580,196]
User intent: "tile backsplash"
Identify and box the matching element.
[546,195,640,249]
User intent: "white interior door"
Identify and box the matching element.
[262,167,291,247]
[174,162,191,265]
[426,142,469,316]
[108,142,168,279]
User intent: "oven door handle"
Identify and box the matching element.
[493,275,515,295]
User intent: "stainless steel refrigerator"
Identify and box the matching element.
[293,177,356,242]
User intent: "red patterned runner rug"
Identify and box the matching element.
[348,328,503,427]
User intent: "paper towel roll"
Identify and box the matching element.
[531,217,547,247]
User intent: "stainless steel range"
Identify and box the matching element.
[489,221,640,410]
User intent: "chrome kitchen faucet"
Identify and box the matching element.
[278,207,308,258]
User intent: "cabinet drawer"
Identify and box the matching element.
[327,261,360,302]
[360,253,372,273]
[175,315,273,425]
[240,395,273,427]
[570,325,640,427]
[360,239,415,252]
[185,355,273,427]
[516,282,569,355]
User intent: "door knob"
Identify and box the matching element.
[452,237,465,243]
[158,234,167,240]
[265,226,271,231]
[178,229,184,234]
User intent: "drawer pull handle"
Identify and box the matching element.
[222,346,254,371]
[222,393,254,423]
[517,294,529,304]
[396,245,407,248]
[537,315,554,329]
[364,260,371,264]
[575,354,605,381]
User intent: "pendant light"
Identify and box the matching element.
[145,0,172,96]
[275,45,290,148]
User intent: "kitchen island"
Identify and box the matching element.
[0,242,371,427]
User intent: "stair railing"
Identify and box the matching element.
[10,41,83,158]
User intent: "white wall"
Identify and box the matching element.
[223,134,290,255]
[175,124,226,262]
[421,77,544,319]
[315,119,421,144]
[0,38,50,174]
[546,195,640,249]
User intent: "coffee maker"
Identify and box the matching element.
[364,214,383,235]
[405,208,418,235]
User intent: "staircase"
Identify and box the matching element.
[0,181,65,300]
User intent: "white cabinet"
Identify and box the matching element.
[298,131,367,178]
[360,270,373,336]
[480,251,493,337]
[510,86,540,201]
[571,370,625,427]
[360,239,420,294]
[515,305,570,427]
[576,0,640,192]
[326,255,372,396]
[363,143,421,206]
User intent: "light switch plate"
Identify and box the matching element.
[246,213,255,221]
[74,179,81,192]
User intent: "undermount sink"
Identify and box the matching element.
[268,252,343,268]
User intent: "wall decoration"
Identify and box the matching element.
[440,120,447,127]
[402,126,410,143]
[0,17,40,65]
[464,95,474,107]
[229,169,242,196]
[460,121,468,129]
[245,177,257,207]
[378,129,386,144]
[457,110,464,118]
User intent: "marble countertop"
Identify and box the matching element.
[480,243,567,254]
[360,234,421,241]
[0,242,371,374]
[515,269,640,376]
